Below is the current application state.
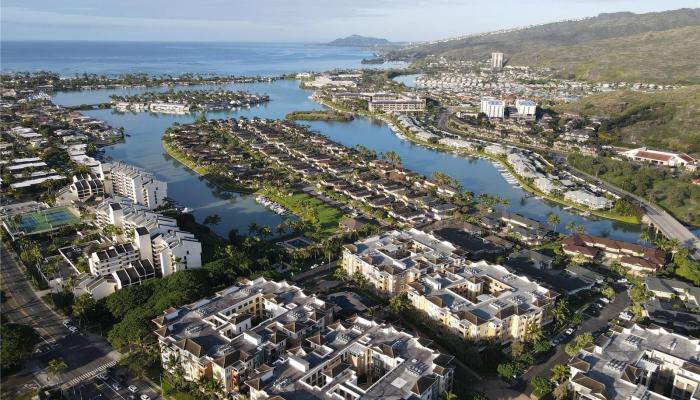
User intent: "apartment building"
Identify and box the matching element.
[562,234,666,275]
[564,189,613,210]
[154,278,454,400]
[106,161,167,209]
[155,278,333,394]
[491,52,504,69]
[95,197,202,275]
[480,97,505,118]
[568,323,700,400]
[406,260,557,344]
[68,173,105,201]
[368,94,426,113]
[88,243,140,276]
[515,99,536,118]
[341,229,465,295]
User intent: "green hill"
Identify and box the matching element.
[509,26,700,84]
[388,8,700,83]
[555,85,700,155]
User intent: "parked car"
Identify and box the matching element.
[565,328,575,335]
[111,383,121,391]
[97,372,109,380]
[68,326,79,334]
[128,385,138,393]
[62,320,72,327]
[599,297,610,304]
[140,395,151,400]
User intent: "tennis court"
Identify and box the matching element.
[3,206,81,238]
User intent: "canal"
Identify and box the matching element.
[54,79,646,242]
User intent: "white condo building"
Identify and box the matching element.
[491,52,504,69]
[515,99,537,117]
[480,97,505,118]
[106,161,167,209]
[95,197,202,276]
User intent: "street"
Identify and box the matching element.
[1,244,121,395]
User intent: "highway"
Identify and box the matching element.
[1,243,122,395]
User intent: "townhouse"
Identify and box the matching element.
[562,234,666,275]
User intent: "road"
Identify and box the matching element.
[521,287,630,387]
[1,244,122,395]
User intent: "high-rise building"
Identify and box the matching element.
[515,99,537,117]
[491,52,504,69]
[480,97,505,118]
[106,161,167,209]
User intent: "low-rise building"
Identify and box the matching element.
[153,277,455,399]
[562,234,666,275]
[568,323,700,400]
[406,260,557,344]
[620,147,696,169]
[564,189,613,210]
[369,94,426,113]
[341,229,465,295]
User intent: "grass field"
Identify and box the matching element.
[4,206,81,237]
[262,189,344,239]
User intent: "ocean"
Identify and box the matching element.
[0,40,403,76]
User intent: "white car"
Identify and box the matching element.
[112,383,122,391]
[565,328,575,335]
[599,297,610,304]
[62,320,72,327]
[97,372,109,380]
[69,326,79,333]
[128,385,138,393]
[140,395,151,400]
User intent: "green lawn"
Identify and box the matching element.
[262,189,343,239]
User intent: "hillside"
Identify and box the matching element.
[508,26,700,84]
[555,85,700,155]
[328,35,390,47]
[387,8,700,83]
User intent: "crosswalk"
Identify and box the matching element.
[61,360,118,389]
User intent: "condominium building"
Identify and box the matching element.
[480,97,505,118]
[564,189,613,210]
[106,161,167,209]
[568,323,700,400]
[88,243,140,276]
[95,197,202,275]
[406,260,557,344]
[154,277,455,399]
[368,94,426,113]
[68,173,105,201]
[149,102,190,114]
[491,52,504,69]
[515,99,536,118]
[341,229,465,295]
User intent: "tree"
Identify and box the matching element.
[547,213,561,233]
[565,221,577,234]
[1,323,40,371]
[565,332,593,357]
[72,293,98,326]
[384,151,402,166]
[531,376,554,398]
[389,293,411,313]
[197,374,224,399]
[195,112,207,124]
[532,338,551,354]
[510,340,525,358]
[601,286,615,300]
[443,392,458,400]
[553,383,573,400]
[551,299,570,329]
[497,362,522,379]
[203,214,222,226]
[47,358,68,380]
[551,364,571,383]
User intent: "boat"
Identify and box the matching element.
[181,207,193,213]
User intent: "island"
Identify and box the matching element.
[285,110,354,121]
[327,34,390,47]
[109,89,269,113]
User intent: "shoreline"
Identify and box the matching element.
[315,96,640,225]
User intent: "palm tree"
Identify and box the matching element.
[47,358,68,381]
[443,391,458,400]
[247,222,260,236]
[551,364,571,383]
[547,213,561,233]
[565,220,577,234]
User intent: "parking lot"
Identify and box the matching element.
[65,368,159,400]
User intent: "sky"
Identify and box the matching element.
[1,0,697,42]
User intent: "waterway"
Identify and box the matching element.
[53,78,649,242]
[32,41,696,242]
